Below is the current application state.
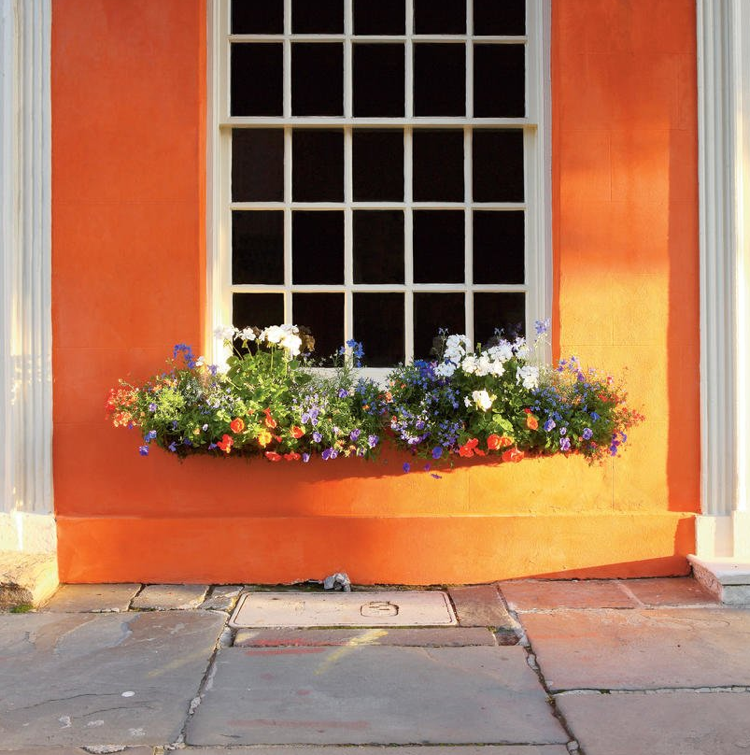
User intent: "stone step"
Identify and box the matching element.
[0,551,58,609]
[689,555,750,604]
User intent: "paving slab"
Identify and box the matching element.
[0,611,225,747]
[131,583,208,610]
[621,577,718,606]
[500,580,635,611]
[186,645,568,745]
[43,584,141,613]
[0,749,153,754]
[556,690,750,755]
[231,590,456,627]
[521,608,750,690]
[201,585,243,611]
[188,748,570,755]
[448,584,515,627]
[234,626,497,647]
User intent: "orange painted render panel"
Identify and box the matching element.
[51,0,701,583]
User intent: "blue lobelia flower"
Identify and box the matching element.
[403,462,410,473]
[432,446,443,460]
[144,430,157,442]
[169,442,178,452]
[138,445,149,456]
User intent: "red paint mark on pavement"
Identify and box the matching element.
[227,719,371,730]
[296,689,311,695]
[244,647,326,656]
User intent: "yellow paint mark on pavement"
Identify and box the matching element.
[314,629,389,675]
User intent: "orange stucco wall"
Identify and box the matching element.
[52,0,700,584]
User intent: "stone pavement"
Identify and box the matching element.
[0,578,748,755]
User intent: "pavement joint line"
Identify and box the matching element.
[519,646,584,755]
[508,603,724,613]
[553,685,750,695]
[612,579,644,607]
[494,583,528,646]
[126,584,146,611]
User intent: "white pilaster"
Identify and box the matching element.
[0,0,55,552]
[694,0,750,598]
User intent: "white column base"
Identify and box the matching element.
[0,512,56,553]
[689,554,750,605]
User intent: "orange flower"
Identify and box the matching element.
[475,449,486,457]
[487,434,501,450]
[499,435,513,447]
[284,452,301,461]
[502,447,524,463]
[230,417,245,434]
[263,408,278,429]
[257,429,272,447]
[526,414,539,431]
[217,434,233,454]
[458,439,478,458]
[291,426,305,439]
[265,451,282,462]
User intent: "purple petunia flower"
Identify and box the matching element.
[544,419,556,432]
[138,445,149,456]
[148,403,157,412]
[582,428,593,440]
[350,428,361,441]
[338,388,349,398]
[560,437,571,452]
[313,431,322,443]
[560,427,567,436]
[302,453,310,463]
[367,434,379,448]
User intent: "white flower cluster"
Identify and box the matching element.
[515,364,540,390]
[214,323,303,357]
[435,333,524,379]
[471,389,496,411]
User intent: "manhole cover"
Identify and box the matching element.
[229,591,457,628]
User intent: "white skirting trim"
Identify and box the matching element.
[0,512,56,553]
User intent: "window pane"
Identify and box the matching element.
[414,0,466,34]
[474,0,525,35]
[231,0,284,34]
[232,129,284,202]
[413,211,464,283]
[232,211,284,284]
[473,129,524,202]
[233,293,285,330]
[231,44,283,116]
[353,211,404,284]
[353,44,405,117]
[292,211,344,284]
[293,130,344,201]
[473,211,524,284]
[292,44,343,116]
[414,44,466,117]
[474,292,525,344]
[413,130,464,202]
[354,0,405,35]
[414,293,465,360]
[353,130,404,201]
[474,45,525,118]
[292,0,343,33]
[293,293,344,362]
[353,293,405,366]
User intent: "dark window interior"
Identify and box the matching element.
[354,211,405,284]
[292,212,344,285]
[231,44,283,117]
[414,293,465,359]
[232,129,284,202]
[232,211,284,285]
[353,293,405,366]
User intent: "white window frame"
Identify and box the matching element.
[207,0,551,379]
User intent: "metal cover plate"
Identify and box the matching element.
[229,591,457,628]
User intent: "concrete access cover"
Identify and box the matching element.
[230,590,457,628]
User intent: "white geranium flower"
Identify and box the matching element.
[475,354,492,377]
[490,360,506,377]
[280,333,302,356]
[513,337,530,359]
[464,395,472,408]
[262,325,286,344]
[472,389,495,412]
[516,365,540,390]
[461,355,478,375]
[214,325,238,341]
[487,341,514,363]
[238,327,256,341]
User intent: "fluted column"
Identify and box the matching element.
[0,0,55,552]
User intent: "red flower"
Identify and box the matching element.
[458,445,474,458]
[502,447,524,463]
[475,449,486,456]
[524,407,532,414]
[263,408,278,429]
[230,417,245,434]
[284,452,301,461]
[265,451,282,462]
[217,434,234,454]
[487,434,501,450]
[291,426,305,439]
[526,414,539,431]
[499,435,513,447]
